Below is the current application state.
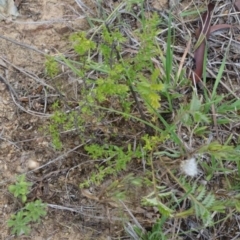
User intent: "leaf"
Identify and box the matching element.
[191,3,214,83]
[191,3,232,84]
[151,68,160,82]
[8,175,32,203]
[211,45,229,99]
[196,185,207,201]
[25,200,47,222]
[199,141,240,161]
[235,201,240,212]
[202,193,215,208]
[193,111,209,123]
[7,211,31,236]
[190,93,201,112]
[142,197,173,216]
[22,195,27,203]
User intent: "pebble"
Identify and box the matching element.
[27,159,40,170]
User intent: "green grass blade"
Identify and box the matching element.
[211,44,229,100]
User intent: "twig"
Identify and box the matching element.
[47,203,124,221]
[0,35,46,56]
[26,141,91,173]
[0,129,20,149]
[10,91,52,117]
[0,74,19,100]
[43,88,48,113]
[0,56,56,90]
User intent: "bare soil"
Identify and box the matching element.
[0,0,101,239]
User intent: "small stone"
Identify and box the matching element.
[27,160,40,170]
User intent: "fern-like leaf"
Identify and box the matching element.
[202,192,215,208]
[196,185,207,202]
[178,178,220,226]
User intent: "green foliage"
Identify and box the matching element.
[102,174,143,202]
[79,144,141,187]
[142,133,169,151]
[132,217,168,240]
[216,98,240,124]
[124,13,163,113]
[48,108,68,150]
[46,13,168,172]
[136,70,164,110]
[7,211,31,236]
[100,26,126,51]
[70,32,96,55]
[45,56,59,78]
[8,176,47,236]
[188,183,215,226]
[140,174,226,227]
[48,122,62,150]
[199,141,240,161]
[47,101,85,150]
[48,14,171,187]
[8,175,32,203]
[95,75,129,102]
[42,4,240,238]
[176,178,223,227]
[142,186,174,217]
[24,200,47,222]
[7,200,47,236]
[72,12,163,112]
[177,92,210,126]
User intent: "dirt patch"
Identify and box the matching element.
[0,0,99,239]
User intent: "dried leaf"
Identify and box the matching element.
[209,24,232,34]
[191,4,232,84]
[191,3,214,84]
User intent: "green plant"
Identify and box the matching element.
[45,56,60,78]
[142,186,174,216]
[46,101,85,150]
[46,13,167,150]
[41,2,240,238]
[7,211,31,236]
[132,217,168,240]
[8,175,32,203]
[175,179,217,226]
[8,176,47,236]
[79,143,142,188]
[45,14,175,191]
